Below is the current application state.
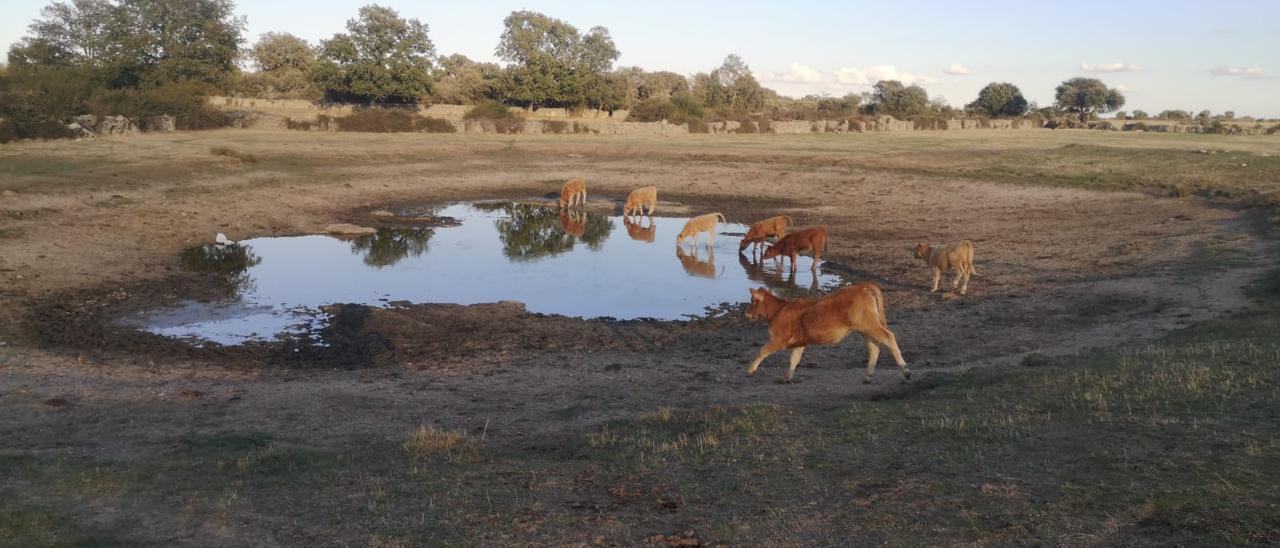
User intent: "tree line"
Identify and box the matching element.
[2,0,1269,141]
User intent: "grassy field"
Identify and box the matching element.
[4,271,1277,545]
[2,128,1279,545]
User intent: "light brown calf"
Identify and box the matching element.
[739,215,793,255]
[676,212,727,247]
[559,178,587,208]
[623,186,658,217]
[914,240,978,295]
[746,284,910,383]
[762,227,827,271]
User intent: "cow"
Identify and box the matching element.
[559,178,587,208]
[739,215,793,256]
[913,240,978,295]
[762,227,827,271]
[745,284,910,384]
[623,186,658,218]
[676,212,727,248]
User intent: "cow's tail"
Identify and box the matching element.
[716,212,727,224]
[871,284,888,327]
[964,240,979,276]
[784,215,794,226]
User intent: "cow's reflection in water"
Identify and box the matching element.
[559,209,587,238]
[624,215,656,242]
[738,252,819,293]
[676,244,717,278]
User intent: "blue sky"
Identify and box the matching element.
[4,0,1277,116]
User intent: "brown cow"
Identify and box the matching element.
[762,227,827,271]
[559,178,587,208]
[623,216,656,242]
[914,240,978,295]
[746,284,909,384]
[739,215,793,256]
[623,185,658,217]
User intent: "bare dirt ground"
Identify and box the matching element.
[1,129,1277,544]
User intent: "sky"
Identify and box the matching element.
[3,0,1277,116]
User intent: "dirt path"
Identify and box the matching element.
[2,131,1274,465]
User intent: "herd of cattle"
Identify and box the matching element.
[559,178,978,384]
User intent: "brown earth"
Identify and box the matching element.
[0,130,1276,543]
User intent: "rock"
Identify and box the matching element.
[370,210,396,217]
[223,110,259,129]
[2,190,15,197]
[98,115,139,136]
[324,223,377,235]
[75,114,98,129]
[66,122,95,139]
[215,233,236,246]
[142,114,176,132]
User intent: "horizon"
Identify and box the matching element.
[3,0,1277,117]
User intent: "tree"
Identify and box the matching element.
[1159,109,1190,120]
[251,32,314,73]
[965,82,1029,118]
[1223,110,1235,120]
[494,11,619,110]
[313,5,435,105]
[1196,110,1212,124]
[245,32,317,99]
[868,80,930,119]
[1054,77,1124,123]
[432,54,500,104]
[637,71,688,100]
[8,0,244,90]
[1132,109,1149,120]
[1114,111,1128,120]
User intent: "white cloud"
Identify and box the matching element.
[834,65,937,87]
[944,64,971,75]
[1080,62,1144,73]
[1210,65,1264,78]
[768,63,827,84]
[1116,84,1136,93]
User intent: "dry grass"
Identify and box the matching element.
[209,146,257,163]
[402,426,480,463]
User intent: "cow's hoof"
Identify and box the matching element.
[862,378,872,385]
[746,369,757,377]
[776,378,796,385]
[903,370,913,380]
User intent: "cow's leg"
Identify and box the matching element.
[862,338,881,384]
[707,230,716,248]
[784,347,806,382]
[747,340,785,376]
[952,268,963,290]
[930,267,941,292]
[790,252,799,273]
[960,266,971,295]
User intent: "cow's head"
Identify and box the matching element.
[760,242,782,261]
[746,287,771,320]
[913,243,929,259]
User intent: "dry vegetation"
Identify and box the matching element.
[1,128,1278,545]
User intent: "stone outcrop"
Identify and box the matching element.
[97,115,139,136]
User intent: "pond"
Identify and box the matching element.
[125,202,844,345]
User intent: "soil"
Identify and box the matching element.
[1,131,1274,462]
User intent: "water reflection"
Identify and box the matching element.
[491,203,612,261]
[138,202,844,345]
[623,216,656,242]
[738,252,820,293]
[350,227,434,268]
[179,244,261,292]
[676,245,717,278]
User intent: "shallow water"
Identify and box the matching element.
[126,202,842,345]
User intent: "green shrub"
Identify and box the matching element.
[463,101,519,121]
[329,108,454,133]
[627,96,704,124]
